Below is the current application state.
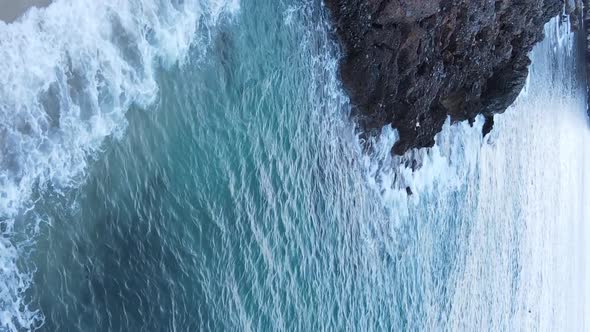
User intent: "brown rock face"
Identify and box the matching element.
[325,0,563,154]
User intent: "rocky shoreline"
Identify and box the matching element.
[325,0,565,154]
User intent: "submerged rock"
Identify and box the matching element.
[325,0,563,154]
[405,186,413,196]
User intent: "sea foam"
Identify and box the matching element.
[362,16,589,330]
[0,0,238,330]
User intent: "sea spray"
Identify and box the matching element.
[0,1,587,331]
[362,16,589,329]
[0,0,239,330]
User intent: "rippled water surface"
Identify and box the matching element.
[0,0,589,331]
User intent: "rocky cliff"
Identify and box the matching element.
[325,0,563,154]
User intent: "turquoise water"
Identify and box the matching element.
[1,0,589,331]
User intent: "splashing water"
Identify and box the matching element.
[0,0,238,329]
[0,1,588,331]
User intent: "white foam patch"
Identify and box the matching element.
[0,0,238,330]
[363,16,589,329]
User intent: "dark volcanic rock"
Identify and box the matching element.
[325,0,563,154]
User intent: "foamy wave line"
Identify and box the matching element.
[361,15,575,225]
[360,116,485,223]
[0,0,238,330]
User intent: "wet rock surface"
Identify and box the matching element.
[325,0,563,154]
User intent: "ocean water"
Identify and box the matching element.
[0,0,588,331]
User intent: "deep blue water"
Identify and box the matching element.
[0,1,589,331]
